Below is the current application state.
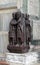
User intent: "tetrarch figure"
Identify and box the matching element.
[7,11,31,53]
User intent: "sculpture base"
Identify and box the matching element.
[6,52,38,65]
[7,45,30,53]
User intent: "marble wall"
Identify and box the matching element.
[0,13,12,53]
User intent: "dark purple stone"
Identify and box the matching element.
[7,11,31,53]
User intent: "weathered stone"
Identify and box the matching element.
[7,11,31,53]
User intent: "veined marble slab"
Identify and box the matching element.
[33,20,40,40]
[0,0,17,9]
[0,52,40,65]
[28,0,39,17]
[6,52,38,65]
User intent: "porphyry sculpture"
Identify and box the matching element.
[7,11,31,53]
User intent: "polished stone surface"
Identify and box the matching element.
[6,52,40,65]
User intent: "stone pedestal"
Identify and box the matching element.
[6,52,38,65]
[7,45,30,53]
[0,52,39,65]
